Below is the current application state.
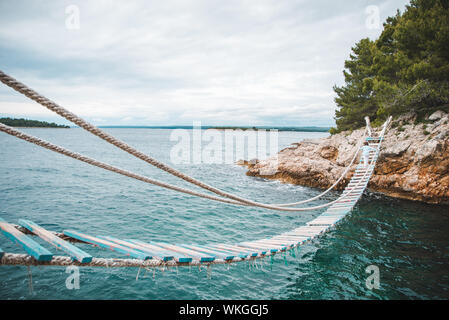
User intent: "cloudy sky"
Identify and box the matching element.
[0,0,410,127]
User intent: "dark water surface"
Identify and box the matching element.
[0,128,448,300]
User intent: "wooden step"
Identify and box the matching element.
[19,219,92,263]
[210,244,258,257]
[156,242,215,262]
[63,230,151,260]
[180,244,235,261]
[0,218,53,262]
[100,236,173,261]
[127,240,191,263]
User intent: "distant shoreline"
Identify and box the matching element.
[0,117,70,128]
[1,117,331,132]
[95,125,331,132]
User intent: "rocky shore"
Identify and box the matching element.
[242,110,449,204]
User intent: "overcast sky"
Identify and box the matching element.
[0,0,410,127]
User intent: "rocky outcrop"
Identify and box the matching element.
[243,110,449,204]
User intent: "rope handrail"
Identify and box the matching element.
[0,123,378,211]
[276,134,366,207]
[0,70,378,210]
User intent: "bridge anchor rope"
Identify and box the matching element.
[0,118,391,268]
[0,70,383,210]
[0,70,393,268]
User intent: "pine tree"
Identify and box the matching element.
[331,0,449,133]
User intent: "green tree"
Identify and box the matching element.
[0,117,69,128]
[331,0,449,133]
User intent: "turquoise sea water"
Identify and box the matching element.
[0,128,448,300]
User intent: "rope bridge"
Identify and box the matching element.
[0,70,392,269]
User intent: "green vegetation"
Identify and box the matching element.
[331,0,449,134]
[0,117,70,128]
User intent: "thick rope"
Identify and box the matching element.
[0,252,247,268]
[0,123,376,211]
[0,123,243,207]
[0,70,372,209]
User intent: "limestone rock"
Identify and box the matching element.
[244,117,449,204]
[428,110,447,121]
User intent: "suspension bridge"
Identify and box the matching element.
[0,70,392,270]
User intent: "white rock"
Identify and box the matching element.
[429,110,447,121]
[383,140,411,156]
[415,139,440,161]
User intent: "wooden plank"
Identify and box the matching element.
[271,235,309,243]
[128,240,192,263]
[155,242,215,262]
[312,217,341,223]
[283,230,322,238]
[203,245,248,259]
[317,214,346,219]
[219,243,267,255]
[322,211,347,216]
[349,179,369,183]
[307,223,333,227]
[281,231,317,237]
[307,219,338,226]
[323,208,349,212]
[315,217,344,222]
[211,244,257,257]
[329,205,352,210]
[238,243,276,253]
[337,197,359,201]
[338,195,362,200]
[330,202,354,206]
[317,216,344,221]
[245,241,287,251]
[325,208,348,212]
[180,244,235,261]
[0,218,53,261]
[99,236,172,262]
[256,239,296,247]
[345,184,368,188]
[63,230,151,260]
[343,186,366,190]
[235,244,268,255]
[187,244,236,260]
[347,180,367,184]
[19,219,92,263]
[291,225,328,233]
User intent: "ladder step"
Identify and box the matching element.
[202,244,248,259]
[63,230,151,260]
[240,241,282,252]
[19,219,92,263]
[155,242,215,262]
[180,244,235,261]
[211,244,258,257]
[127,240,191,263]
[255,239,294,248]
[271,235,308,243]
[100,236,173,261]
[0,218,53,262]
[236,243,269,255]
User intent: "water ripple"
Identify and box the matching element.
[0,128,448,299]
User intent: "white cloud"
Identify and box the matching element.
[0,0,410,126]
